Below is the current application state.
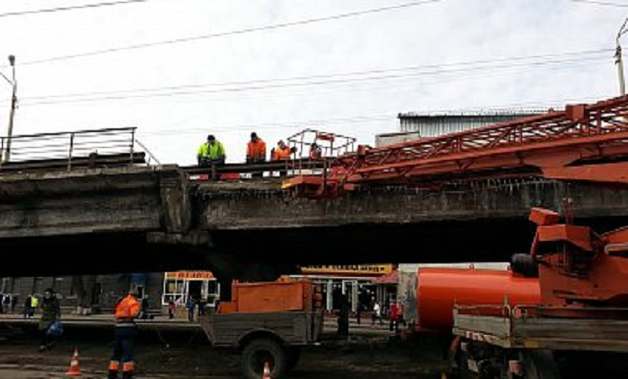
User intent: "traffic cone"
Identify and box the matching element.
[65,347,81,377]
[262,361,271,379]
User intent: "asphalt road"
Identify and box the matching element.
[0,315,450,378]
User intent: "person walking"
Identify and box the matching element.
[197,134,226,180]
[38,288,61,352]
[388,301,399,332]
[186,296,196,322]
[107,289,140,379]
[371,301,383,326]
[24,295,32,319]
[167,300,176,319]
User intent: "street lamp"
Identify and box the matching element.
[3,55,17,163]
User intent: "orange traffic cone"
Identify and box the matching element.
[262,361,271,379]
[65,347,81,377]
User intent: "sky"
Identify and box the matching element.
[0,0,625,164]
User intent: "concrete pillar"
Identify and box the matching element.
[351,281,358,313]
[326,280,333,311]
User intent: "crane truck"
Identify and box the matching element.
[447,207,628,378]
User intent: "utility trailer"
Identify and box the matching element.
[451,305,628,378]
[199,278,324,379]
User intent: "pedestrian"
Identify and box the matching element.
[187,297,196,322]
[0,293,4,314]
[30,295,39,316]
[107,288,140,379]
[24,295,32,319]
[11,295,17,314]
[140,296,150,319]
[2,294,9,314]
[38,288,61,352]
[197,134,226,181]
[167,300,176,319]
[389,301,399,332]
[198,297,206,317]
[371,301,383,326]
[337,294,350,338]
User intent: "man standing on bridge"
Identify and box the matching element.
[246,132,266,178]
[197,134,226,181]
[107,289,140,379]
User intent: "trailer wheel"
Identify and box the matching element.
[241,338,288,379]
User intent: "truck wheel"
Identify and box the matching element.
[241,338,288,379]
[287,347,302,371]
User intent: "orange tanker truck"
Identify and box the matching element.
[416,266,540,332]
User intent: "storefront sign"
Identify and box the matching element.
[300,264,393,276]
[165,271,214,280]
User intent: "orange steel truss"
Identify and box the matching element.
[283,95,628,197]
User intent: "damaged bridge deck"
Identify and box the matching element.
[2,166,628,277]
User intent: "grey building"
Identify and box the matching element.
[376,111,542,147]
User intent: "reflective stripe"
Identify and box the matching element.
[122,362,134,371]
[108,361,120,371]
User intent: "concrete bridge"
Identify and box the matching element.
[3,164,628,285]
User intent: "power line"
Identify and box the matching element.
[22,48,612,102]
[572,0,628,7]
[0,0,149,18]
[18,0,441,67]
[19,55,609,106]
[135,95,611,138]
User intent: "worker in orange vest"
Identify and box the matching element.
[107,289,141,379]
[246,132,266,163]
[246,132,266,178]
[272,140,292,161]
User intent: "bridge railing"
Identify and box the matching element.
[0,127,145,172]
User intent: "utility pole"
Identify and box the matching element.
[616,19,628,96]
[4,55,17,163]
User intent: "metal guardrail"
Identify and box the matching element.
[0,127,142,171]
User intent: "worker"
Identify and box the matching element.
[271,140,293,177]
[107,288,141,379]
[272,140,292,161]
[246,132,266,178]
[197,134,226,181]
[38,288,61,352]
[309,142,322,160]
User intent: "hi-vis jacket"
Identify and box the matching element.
[115,295,140,325]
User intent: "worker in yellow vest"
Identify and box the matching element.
[107,289,140,379]
[197,134,226,180]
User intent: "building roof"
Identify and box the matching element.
[397,109,545,119]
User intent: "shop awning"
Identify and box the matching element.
[371,269,398,284]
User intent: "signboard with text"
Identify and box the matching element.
[165,271,214,280]
[300,264,393,276]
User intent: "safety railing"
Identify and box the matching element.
[0,127,144,172]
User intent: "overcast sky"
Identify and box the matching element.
[0,0,624,164]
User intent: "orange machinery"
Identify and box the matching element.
[218,277,320,314]
[417,267,540,331]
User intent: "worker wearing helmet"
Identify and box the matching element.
[107,289,140,379]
